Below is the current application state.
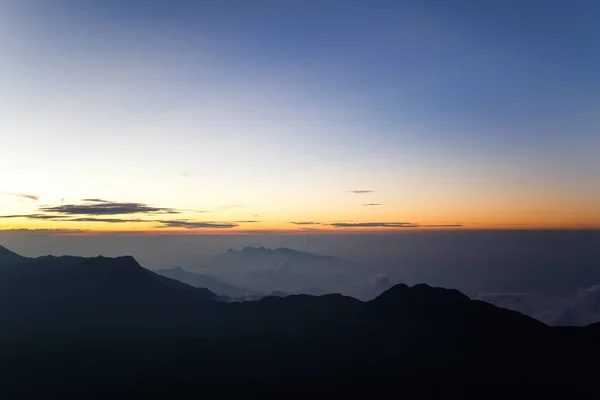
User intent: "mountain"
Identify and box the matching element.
[0,254,220,338]
[193,246,373,298]
[1,246,600,396]
[156,267,253,298]
[0,245,29,266]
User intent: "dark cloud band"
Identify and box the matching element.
[39,199,178,215]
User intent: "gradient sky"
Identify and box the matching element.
[1,0,599,234]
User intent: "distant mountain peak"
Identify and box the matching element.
[226,246,330,259]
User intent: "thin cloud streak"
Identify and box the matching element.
[348,190,374,194]
[329,222,464,228]
[156,220,238,229]
[330,222,416,228]
[289,221,322,225]
[418,224,463,227]
[0,228,86,235]
[80,198,110,203]
[68,217,147,224]
[0,214,148,223]
[0,191,40,201]
[363,203,383,206]
[0,214,65,220]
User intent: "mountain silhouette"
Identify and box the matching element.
[0,245,598,397]
[0,244,29,266]
[197,246,369,297]
[0,252,220,340]
[157,266,253,298]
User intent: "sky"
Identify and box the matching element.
[1,0,599,234]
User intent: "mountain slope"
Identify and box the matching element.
[157,267,252,297]
[0,255,220,339]
[0,245,29,266]
[0,247,599,396]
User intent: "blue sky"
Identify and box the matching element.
[1,0,599,232]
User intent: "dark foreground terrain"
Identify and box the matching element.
[1,245,599,398]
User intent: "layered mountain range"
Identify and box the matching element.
[1,245,599,397]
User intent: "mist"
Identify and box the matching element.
[3,230,599,323]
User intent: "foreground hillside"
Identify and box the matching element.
[1,246,599,397]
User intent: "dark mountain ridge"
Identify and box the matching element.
[0,245,598,397]
[0,244,29,265]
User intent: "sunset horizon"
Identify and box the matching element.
[2,1,599,235]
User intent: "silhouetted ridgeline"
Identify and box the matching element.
[0,245,599,397]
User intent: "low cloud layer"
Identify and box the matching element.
[348,190,374,194]
[289,222,322,225]
[363,203,383,206]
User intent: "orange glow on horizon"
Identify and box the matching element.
[1,222,599,237]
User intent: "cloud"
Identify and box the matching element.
[0,228,86,236]
[584,284,600,293]
[0,191,39,201]
[39,199,178,215]
[348,190,374,194]
[0,214,66,220]
[156,220,238,229]
[418,224,463,227]
[0,198,250,230]
[330,222,417,228]
[289,221,322,225]
[68,217,148,223]
[363,203,383,206]
[80,198,110,203]
[233,220,261,223]
[329,222,463,228]
[372,273,392,292]
[0,214,153,224]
